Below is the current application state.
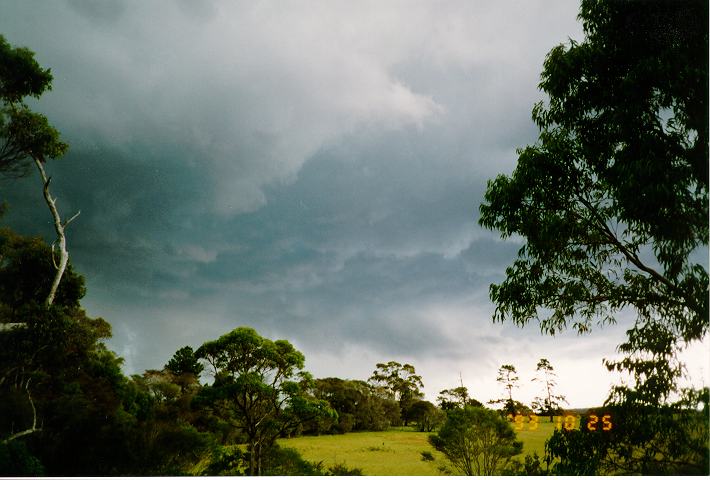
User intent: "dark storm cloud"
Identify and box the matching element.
[0,1,659,405]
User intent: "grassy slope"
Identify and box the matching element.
[280,419,558,476]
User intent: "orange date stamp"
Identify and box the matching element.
[506,413,613,431]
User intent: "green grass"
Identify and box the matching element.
[280,429,446,475]
[279,419,559,475]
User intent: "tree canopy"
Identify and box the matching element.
[479,0,707,404]
[368,361,424,426]
[429,406,523,475]
[195,327,332,475]
[531,358,566,421]
[480,0,708,473]
[0,35,66,177]
[489,364,520,415]
[0,35,76,308]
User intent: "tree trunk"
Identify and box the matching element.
[33,157,79,307]
[248,441,256,476]
[256,441,262,476]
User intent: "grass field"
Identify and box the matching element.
[279,418,559,475]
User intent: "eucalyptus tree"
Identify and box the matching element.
[489,364,520,415]
[0,35,77,309]
[531,358,566,421]
[479,0,708,473]
[438,386,483,411]
[195,327,332,475]
[368,361,424,426]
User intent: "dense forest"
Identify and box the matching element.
[1,0,708,476]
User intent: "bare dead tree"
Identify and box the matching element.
[33,156,80,307]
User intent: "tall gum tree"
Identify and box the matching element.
[480,0,707,406]
[479,0,708,473]
[531,358,566,421]
[368,361,424,426]
[0,35,76,312]
[195,327,332,476]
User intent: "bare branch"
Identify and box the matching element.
[2,381,41,444]
[33,156,71,307]
[50,241,59,269]
[0,323,27,332]
[63,210,81,228]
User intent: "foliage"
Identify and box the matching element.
[503,452,548,476]
[0,35,67,177]
[0,228,85,318]
[408,400,445,432]
[307,377,399,434]
[479,0,707,343]
[521,452,547,475]
[489,364,520,415]
[420,450,434,462]
[165,345,204,377]
[545,392,709,475]
[194,327,334,475]
[437,386,483,411]
[164,345,204,395]
[479,0,708,474]
[326,461,363,475]
[531,358,566,420]
[199,443,363,476]
[429,406,523,475]
[259,444,327,476]
[0,229,213,476]
[200,444,248,476]
[0,440,44,476]
[368,361,424,426]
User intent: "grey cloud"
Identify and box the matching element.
[0,1,652,407]
[65,0,126,24]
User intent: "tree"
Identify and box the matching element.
[438,387,467,411]
[0,228,86,449]
[164,346,203,394]
[438,385,483,411]
[489,364,520,415]
[195,327,332,475]
[531,358,566,421]
[0,35,77,309]
[545,390,709,475]
[429,406,523,475]
[479,0,708,473]
[408,400,445,432]
[0,228,213,476]
[308,377,398,433]
[165,346,203,377]
[368,361,424,426]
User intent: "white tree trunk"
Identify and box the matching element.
[33,157,79,307]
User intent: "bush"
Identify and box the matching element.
[200,445,247,476]
[429,406,523,475]
[0,441,45,476]
[327,462,363,475]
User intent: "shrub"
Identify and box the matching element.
[429,406,523,475]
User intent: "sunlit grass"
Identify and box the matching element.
[279,418,561,475]
[280,429,446,475]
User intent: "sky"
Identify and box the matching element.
[1,0,707,408]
